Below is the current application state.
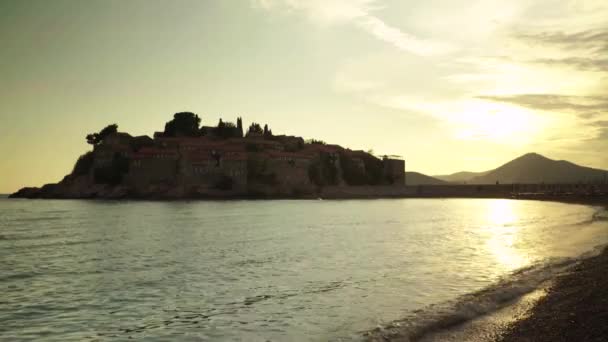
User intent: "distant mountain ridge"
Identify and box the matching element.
[435,153,608,184]
[434,170,490,183]
[405,172,448,186]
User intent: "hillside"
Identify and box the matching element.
[406,172,448,186]
[470,153,608,184]
[434,171,489,183]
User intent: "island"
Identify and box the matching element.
[10,112,406,199]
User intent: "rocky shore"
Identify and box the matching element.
[498,246,608,342]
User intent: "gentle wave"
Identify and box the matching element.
[361,243,607,342]
[1,238,109,251]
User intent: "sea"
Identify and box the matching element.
[1,196,608,341]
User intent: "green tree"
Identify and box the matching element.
[86,124,118,145]
[163,112,201,137]
[263,124,273,138]
[248,123,263,135]
[306,139,326,145]
[237,117,244,137]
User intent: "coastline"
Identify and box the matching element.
[9,182,608,202]
[362,198,608,342]
[497,246,608,342]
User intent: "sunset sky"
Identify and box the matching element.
[1,0,607,193]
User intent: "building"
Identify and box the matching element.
[126,147,179,189]
[383,158,405,185]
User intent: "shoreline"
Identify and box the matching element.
[363,198,608,342]
[497,245,608,342]
[9,182,608,203]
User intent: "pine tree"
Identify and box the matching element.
[237,117,243,137]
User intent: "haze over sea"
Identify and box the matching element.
[2,197,608,341]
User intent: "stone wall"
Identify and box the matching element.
[126,157,178,190]
[383,158,405,185]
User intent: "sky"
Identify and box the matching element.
[1,0,607,193]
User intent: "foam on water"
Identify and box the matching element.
[362,211,608,342]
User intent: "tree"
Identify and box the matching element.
[237,117,244,137]
[217,120,239,139]
[86,124,118,145]
[263,124,273,138]
[163,112,201,137]
[306,139,326,145]
[248,123,263,135]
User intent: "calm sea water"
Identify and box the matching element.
[1,197,607,341]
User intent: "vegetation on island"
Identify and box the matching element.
[86,124,118,145]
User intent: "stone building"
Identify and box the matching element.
[91,132,133,176]
[383,158,405,185]
[265,151,314,190]
[126,147,179,189]
[182,149,247,191]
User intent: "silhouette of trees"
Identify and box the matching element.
[306,139,326,145]
[86,124,118,145]
[129,136,154,151]
[248,123,263,135]
[263,124,273,138]
[217,119,241,138]
[163,112,201,137]
[237,117,244,137]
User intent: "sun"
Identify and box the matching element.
[452,100,544,145]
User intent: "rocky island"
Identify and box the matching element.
[10,112,405,199]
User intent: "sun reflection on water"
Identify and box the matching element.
[485,200,528,271]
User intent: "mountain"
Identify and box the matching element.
[434,171,489,183]
[406,172,448,186]
[468,153,608,184]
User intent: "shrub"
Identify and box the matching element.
[164,112,201,137]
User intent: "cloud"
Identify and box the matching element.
[356,16,450,55]
[251,0,373,23]
[515,28,608,72]
[516,29,608,54]
[533,57,608,72]
[251,0,450,55]
[478,94,608,118]
[592,120,608,127]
